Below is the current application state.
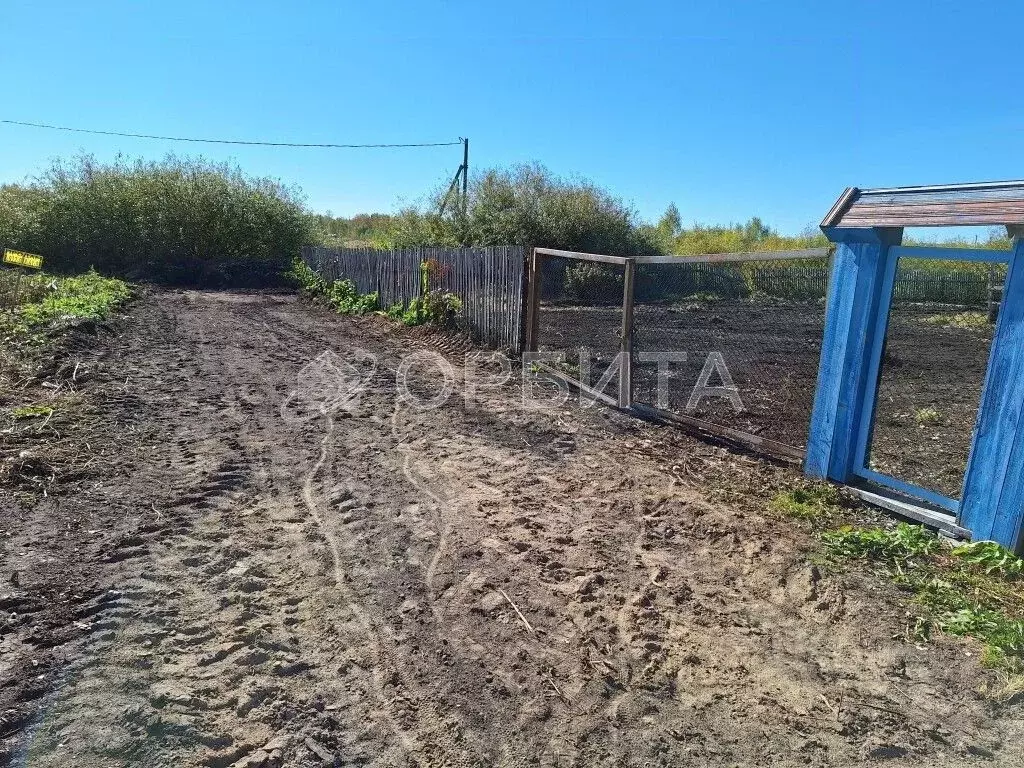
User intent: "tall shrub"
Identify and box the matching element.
[0,155,312,286]
[379,163,660,258]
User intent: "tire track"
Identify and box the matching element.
[299,414,421,757]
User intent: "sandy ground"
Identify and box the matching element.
[1,289,1023,767]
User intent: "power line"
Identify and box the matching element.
[0,119,463,149]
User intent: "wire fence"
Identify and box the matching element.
[635,260,997,306]
[301,245,527,350]
[632,258,828,455]
[525,250,830,456]
[525,248,1007,459]
[867,259,1004,501]
[530,253,627,397]
[304,244,1006,463]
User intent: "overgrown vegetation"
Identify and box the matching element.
[307,212,395,249]
[3,154,1014,297]
[291,257,460,328]
[821,523,1024,672]
[290,259,377,315]
[348,164,659,258]
[1,155,311,286]
[0,268,132,395]
[642,208,828,255]
[1,269,131,340]
[564,262,624,304]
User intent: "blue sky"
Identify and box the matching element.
[2,1,1023,235]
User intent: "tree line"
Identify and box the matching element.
[0,154,1010,287]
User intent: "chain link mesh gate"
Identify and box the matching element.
[524,247,832,460]
[524,248,634,406]
[631,250,830,459]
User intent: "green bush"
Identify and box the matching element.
[1,155,312,287]
[564,262,624,304]
[324,279,379,315]
[379,163,659,258]
[397,291,463,327]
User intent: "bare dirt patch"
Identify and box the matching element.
[2,289,1022,767]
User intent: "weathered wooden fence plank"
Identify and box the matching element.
[301,245,527,350]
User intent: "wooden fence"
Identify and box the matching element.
[301,245,527,350]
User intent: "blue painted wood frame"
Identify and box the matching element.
[890,245,1012,263]
[959,237,1024,551]
[846,243,1007,515]
[806,226,902,480]
[849,241,899,482]
[855,467,960,513]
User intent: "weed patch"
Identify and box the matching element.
[952,540,1024,577]
[293,257,462,328]
[392,291,462,327]
[914,407,943,426]
[290,260,378,315]
[1,269,131,348]
[821,522,939,562]
[821,523,1024,670]
[324,280,379,315]
[769,483,839,520]
[921,311,990,330]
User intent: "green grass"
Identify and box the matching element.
[821,524,1024,671]
[914,406,944,426]
[1,268,131,357]
[11,404,53,419]
[769,483,840,520]
[2,269,130,332]
[921,311,991,330]
[821,523,940,562]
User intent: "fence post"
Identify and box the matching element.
[960,234,1024,553]
[988,262,1001,323]
[618,259,635,409]
[806,227,903,480]
[524,248,541,353]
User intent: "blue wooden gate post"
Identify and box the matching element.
[805,227,903,481]
[959,236,1024,552]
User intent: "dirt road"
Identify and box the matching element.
[2,290,1022,767]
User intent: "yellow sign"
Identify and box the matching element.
[3,249,43,270]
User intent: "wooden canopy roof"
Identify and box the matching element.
[822,181,1024,228]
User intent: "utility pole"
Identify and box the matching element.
[461,137,469,217]
[439,137,470,217]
